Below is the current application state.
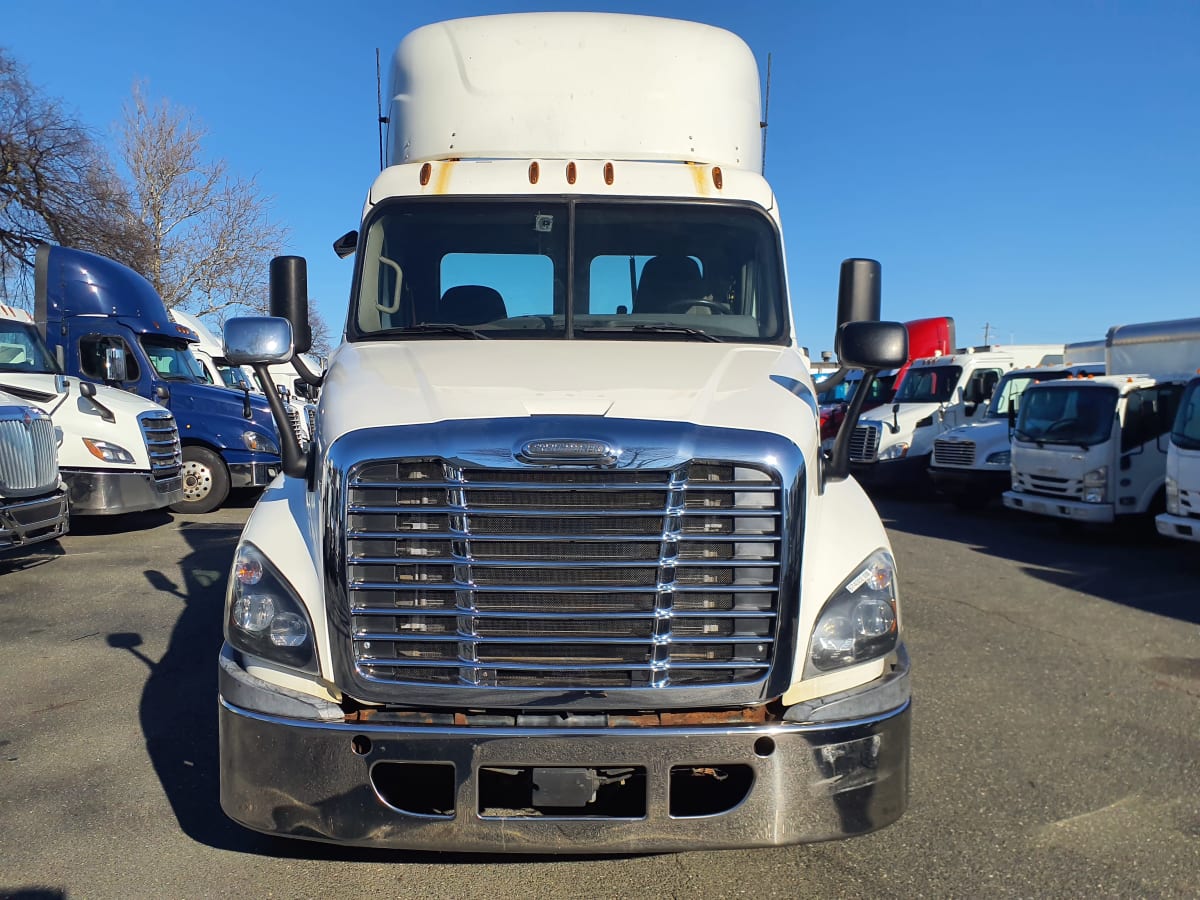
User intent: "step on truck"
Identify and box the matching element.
[35,245,283,514]
[1157,373,1200,541]
[848,343,1064,490]
[1,303,183,516]
[0,388,69,553]
[218,12,912,853]
[1003,318,1200,525]
[929,340,1106,509]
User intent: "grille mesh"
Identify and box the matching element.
[848,424,880,463]
[138,411,182,482]
[345,458,782,690]
[0,408,58,494]
[932,438,975,467]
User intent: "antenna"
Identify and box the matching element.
[376,48,388,171]
[760,52,772,175]
[982,322,993,344]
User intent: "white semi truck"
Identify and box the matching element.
[1157,373,1200,542]
[929,341,1105,508]
[848,343,1063,489]
[1003,318,1200,525]
[0,303,183,516]
[217,12,912,852]
[0,387,69,552]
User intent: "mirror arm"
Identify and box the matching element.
[252,362,307,479]
[823,367,879,486]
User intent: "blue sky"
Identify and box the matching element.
[5,1,1197,351]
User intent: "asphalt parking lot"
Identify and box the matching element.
[1,494,1197,899]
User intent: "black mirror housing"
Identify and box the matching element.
[836,321,908,370]
[269,256,312,353]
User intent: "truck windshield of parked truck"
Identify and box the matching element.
[142,337,206,382]
[1014,385,1118,446]
[985,370,1075,419]
[0,320,61,374]
[352,199,786,343]
[894,365,961,403]
[1173,380,1200,451]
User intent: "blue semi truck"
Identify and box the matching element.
[34,245,281,513]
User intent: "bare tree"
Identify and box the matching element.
[118,82,286,315]
[0,49,144,303]
[308,307,337,358]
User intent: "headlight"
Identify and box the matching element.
[226,542,317,672]
[809,550,899,674]
[1166,475,1180,515]
[914,415,934,428]
[82,438,135,464]
[1082,466,1107,503]
[878,443,909,461]
[985,450,1011,466]
[242,430,280,455]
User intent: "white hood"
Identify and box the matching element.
[319,341,818,447]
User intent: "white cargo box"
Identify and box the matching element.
[386,12,763,171]
[1106,317,1200,380]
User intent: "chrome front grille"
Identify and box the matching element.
[933,438,975,467]
[848,424,880,463]
[138,411,182,482]
[0,407,58,495]
[286,405,304,442]
[344,458,783,692]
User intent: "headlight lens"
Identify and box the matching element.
[82,438,135,464]
[985,450,1011,466]
[242,430,280,455]
[226,542,316,671]
[1166,475,1180,515]
[809,550,899,674]
[1082,466,1107,503]
[878,443,909,461]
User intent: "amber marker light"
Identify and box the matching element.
[419,163,432,186]
[712,166,723,189]
[604,162,614,185]
[566,161,577,184]
[528,161,540,184]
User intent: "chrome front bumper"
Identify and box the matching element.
[219,649,911,853]
[62,469,183,515]
[229,460,281,489]
[0,488,69,552]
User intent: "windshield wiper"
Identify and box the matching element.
[372,324,491,340]
[577,325,723,343]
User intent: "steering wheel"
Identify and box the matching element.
[663,299,728,314]
[1043,418,1081,436]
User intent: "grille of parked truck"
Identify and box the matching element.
[0,391,69,552]
[216,12,912,853]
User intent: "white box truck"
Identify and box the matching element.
[1003,318,1200,524]
[1156,374,1200,542]
[848,343,1063,490]
[217,12,912,852]
[1,303,183,515]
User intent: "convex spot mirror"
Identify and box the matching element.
[836,321,908,370]
[224,317,294,366]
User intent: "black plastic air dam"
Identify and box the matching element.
[218,697,910,852]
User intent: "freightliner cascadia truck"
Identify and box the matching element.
[35,245,282,514]
[218,12,912,852]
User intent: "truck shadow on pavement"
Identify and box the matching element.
[874,496,1200,625]
[107,515,622,864]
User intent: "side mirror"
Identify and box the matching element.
[835,321,908,370]
[333,230,359,259]
[224,317,294,366]
[269,256,312,353]
[104,346,128,383]
[293,379,312,401]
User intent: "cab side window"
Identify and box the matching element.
[79,335,140,383]
[1122,385,1183,452]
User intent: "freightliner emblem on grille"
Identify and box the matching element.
[516,438,619,466]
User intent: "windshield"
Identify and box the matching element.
[895,365,962,404]
[1014,384,1118,446]
[351,199,787,343]
[218,362,253,391]
[985,370,1077,419]
[819,372,895,406]
[0,319,61,374]
[1172,380,1200,451]
[141,337,206,383]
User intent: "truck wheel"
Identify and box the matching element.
[171,446,230,514]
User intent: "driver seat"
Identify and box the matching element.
[633,255,703,314]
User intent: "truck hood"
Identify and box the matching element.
[936,418,1011,460]
[319,341,818,445]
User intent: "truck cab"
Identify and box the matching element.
[0,388,69,553]
[1,302,183,515]
[1003,318,1199,525]
[849,344,1063,489]
[217,12,911,854]
[35,245,282,513]
[1157,374,1200,541]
